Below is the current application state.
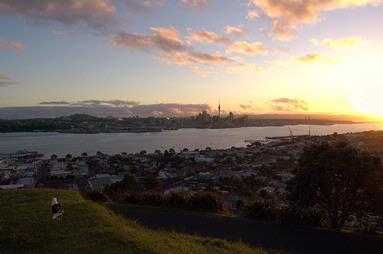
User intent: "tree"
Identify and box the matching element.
[288,142,383,228]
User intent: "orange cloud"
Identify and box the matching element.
[189,30,228,45]
[310,37,369,49]
[251,0,382,40]
[112,27,186,52]
[161,51,230,65]
[225,25,246,36]
[270,98,309,112]
[226,63,263,74]
[246,10,259,19]
[293,54,337,64]
[227,41,268,56]
[271,20,296,41]
[112,26,233,68]
[0,38,25,51]
[150,27,185,51]
[191,66,209,77]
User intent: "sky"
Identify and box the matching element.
[1,0,383,118]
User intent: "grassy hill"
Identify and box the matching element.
[0,189,274,254]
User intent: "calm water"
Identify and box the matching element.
[0,123,382,157]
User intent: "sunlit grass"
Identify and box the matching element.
[0,189,278,254]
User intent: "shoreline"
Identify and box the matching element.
[0,121,377,135]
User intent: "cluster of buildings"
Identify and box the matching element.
[0,134,310,206]
[5,130,381,206]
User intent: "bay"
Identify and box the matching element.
[0,123,382,157]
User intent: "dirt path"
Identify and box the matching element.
[111,207,382,254]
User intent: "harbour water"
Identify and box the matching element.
[0,123,382,157]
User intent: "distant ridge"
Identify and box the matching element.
[0,106,373,122]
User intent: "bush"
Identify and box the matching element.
[122,193,141,204]
[140,192,166,206]
[279,206,323,227]
[103,187,127,201]
[188,192,225,213]
[241,198,281,221]
[119,191,226,213]
[166,192,189,208]
[86,190,110,202]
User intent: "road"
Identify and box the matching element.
[111,207,382,254]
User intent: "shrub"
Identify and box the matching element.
[118,191,226,213]
[103,187,127,201]
[122,193,141,204]
[188,192,225,213]
[140,192,166,206]
[279,206,323,227]
[86,190,110,202]
[166,192,189,208]
[241,198,280,221]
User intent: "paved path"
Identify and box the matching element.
[112,208,382,254]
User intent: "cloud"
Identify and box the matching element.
[190,66,209,77]
[112,26,233,67]
[181,0,208,8]
[225,25,246,36]
[294,54,321,63]
[111,32,153,50]
[226,41,268,56]
[0,38,25,51]
[270,98,309,112]
[39,101,71,105]
[0,74,17,87]
[112,27,186,52]
[310,37,369,49]
[240,104,256,110]
[250,0,382,40]
[130,103,211,116]
[75,99,140,107]
[160,51,231,65]
[123,0,165,12]
[0,0,117,30]
[39,99,140,107]
[41,101,210,116]
[226,63,263,74]
[0,103,212,118]
[293,53,337,64]
[271,20,296,41]
[246,10,259,19]
[150,27,186,51]
[188,29,228,45]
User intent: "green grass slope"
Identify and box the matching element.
[0,189,273,254]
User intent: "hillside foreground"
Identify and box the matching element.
[0,189,275,254]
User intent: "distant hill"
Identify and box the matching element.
[56,114,101,122]
[0,106,375,122]
[0,189,272,254]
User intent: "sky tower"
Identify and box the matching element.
[218,99,221,118]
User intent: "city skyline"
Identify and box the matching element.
[1,0,383,118]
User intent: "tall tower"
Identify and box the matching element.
[218,98,221,118]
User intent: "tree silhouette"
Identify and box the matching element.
[288,142,383,228]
